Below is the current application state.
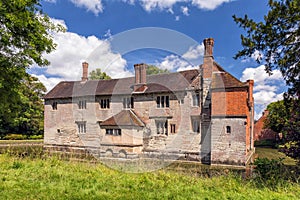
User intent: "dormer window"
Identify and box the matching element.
[156,95,169,108]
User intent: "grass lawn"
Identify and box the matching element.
[255,147,296,165]
[0,140,43,144]
[0,154,299,200]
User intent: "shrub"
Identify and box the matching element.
[254,158,300,186]
[28,135,43,140]
[3,134,27,140]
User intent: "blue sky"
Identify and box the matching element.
[31,0,286,118]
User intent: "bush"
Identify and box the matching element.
[254,158,300,186]
[28,135,43,140]
[3,134,27,140]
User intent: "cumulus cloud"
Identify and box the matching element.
[70,0,103,15]
[46,0,103,15]
[30,18,130,91]
[175,16,180,21]
[122,0,232,13]
[181,6,189,16]
[182,44,204,60]
[241,49,263,63]
[191,0,232,10]
[156,54,195,72]
[240,65,284,119]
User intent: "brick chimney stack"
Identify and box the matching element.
[82,62,88,81]
[134,63,147,84]
[202,38,214,79]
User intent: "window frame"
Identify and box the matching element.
[76,121,86,134]
[156,95,170,108]
[156,120,168,135]
[106,129,122,136]
[123,97,134,109]
[78,100,87,109]
[100,98,110,109]
[192,93,200,107]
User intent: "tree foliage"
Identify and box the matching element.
[146,65,169,75]
[0,0,62,137]
[89,68,111,80]
[264,100,300,161]
[233,0,300,96]
[233,0,300,161]
[0,74,46,136]
[264,100,289,133]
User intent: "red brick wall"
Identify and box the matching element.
[254,111,277,141]
[212,89,248,117]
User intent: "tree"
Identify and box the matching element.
[0,0,63,136]
[233,0,300,161]
[0,74,46,137]
[264,100,289,134]
[233,0,300,97]
[146,65,169,75]
[89,68,111,80]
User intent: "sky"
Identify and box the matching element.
[29,0,286,119]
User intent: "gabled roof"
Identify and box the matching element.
[100,110,145,127]
[211,62,248,89]
[44,69,199,99]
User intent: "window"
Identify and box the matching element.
[192,93,200,107]
[106,129,121,136]
[100,99,110,109]
[78,100,87,109]
[76,122,86,134]
[156,120,168,135]
[170,124,176,134]
[226,126,231,134]
[123,97,134,109]
[156,96,169,108]
[192,118,200,133]
[52,101,58,110]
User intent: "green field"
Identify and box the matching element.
[255,147,296,165]
[0,154,299,200]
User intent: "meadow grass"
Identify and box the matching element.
[255,147,296,165]
[0,154,299,200]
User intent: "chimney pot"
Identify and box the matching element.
[134,63,147,84]
[204,38,214,57]
[82,62,88,81]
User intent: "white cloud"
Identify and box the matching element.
[191,0,232,10]
[44,0,57,3]
[157,54,195,72]
[30,18,131,91]
[241,49,263,63]
[32,74,63,92]
[240,65,282,84]
[139,0,182,12]
[70,0,103,15]
[240,65,284,119]
[181,6,189,16]
[175,16,180,21]
[182,44,204,60]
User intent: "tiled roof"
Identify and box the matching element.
[211,62,248,89]
[44,64,249,99]
[100,110,145,127]
[44,69,199,99]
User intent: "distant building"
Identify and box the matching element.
[44,38,255,165]
[254,110,278,141]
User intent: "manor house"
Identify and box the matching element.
[44,38,255,165]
